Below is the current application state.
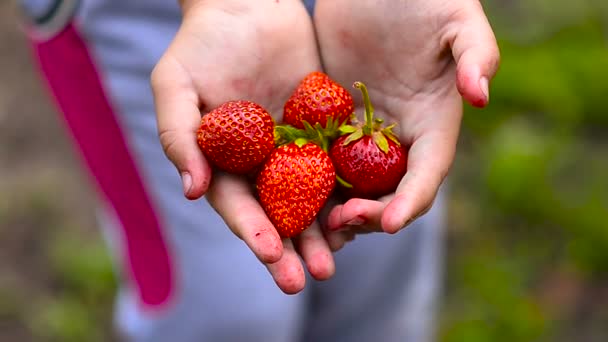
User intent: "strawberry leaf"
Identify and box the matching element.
[314,122,325,135]
[315,126,326,150]
[302,120,316,135]
[343,129,364,145]
[383,129,401,146]
[372,131,389,154]
[339,125,358,134]
[294,138,308,148]
[326,116,334,130]
[324,116,340,140]
[384,123,397,131]
[275,124,307,146]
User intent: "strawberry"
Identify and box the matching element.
[256,139,336,238]
[197,100,275,175]
[329,82,408,200]
[283,71,354,130]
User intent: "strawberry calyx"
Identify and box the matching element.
[294,137,308,148]
[274,116,341,152]
[338,81,401,154]
[274,122,353,188]
[274,124,308,146]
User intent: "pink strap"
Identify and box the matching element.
[30,23,173,308]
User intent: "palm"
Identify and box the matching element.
[316,1,461,126]
[170,2,320,117]
[314,0,499,232]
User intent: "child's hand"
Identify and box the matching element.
[314,0,500,234]
[151,0,350,294]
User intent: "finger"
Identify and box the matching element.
[324,230,355,252]
[318,201,357,250]
[382,95,462,234]
[266,239,306,295]
[326,199,386,232]
[326,203,344,231]
[317,196,340,231]
[151,55,211,199]
[206,173,283,264]
[294,223,335,281]
[446,1,500,107]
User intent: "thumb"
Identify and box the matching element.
[151,55,212,199]
[448,1,500,108]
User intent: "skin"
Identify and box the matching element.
[152,0,500,294]
[314,0,500,234]
[151,0,351,294]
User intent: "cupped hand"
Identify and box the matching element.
[151,0,349,294]
[314,0,500,234]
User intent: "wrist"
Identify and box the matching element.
[179,0,305,16]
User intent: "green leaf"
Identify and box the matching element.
[274,124,308,146]
[315,126,325,146]
[314,122,326,140]
[321,137,329,152]
[343,129,364,145]
[339,125,358,134]
[382,129,401,146]
[383,123,397,131]
[294,138,308,148]
[302,120,316,134]
[373,132,389,153]
[274,130,282,145]
[326,116,334,130]
[324,116,338,137]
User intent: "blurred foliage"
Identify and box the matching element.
[440,1,608,341]
[0,175,117,342]
[30,232,117,342]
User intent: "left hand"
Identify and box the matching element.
[313,0,500,233]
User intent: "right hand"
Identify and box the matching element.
[150,0,351,294]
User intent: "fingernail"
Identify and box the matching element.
[181,172,192,196]
[479,77,489,103]
[345,217,366,226]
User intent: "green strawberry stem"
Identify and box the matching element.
[353,81,374,134]
[343,81,400,154]
[336,174,353,188]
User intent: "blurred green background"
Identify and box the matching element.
[1,0,607,341]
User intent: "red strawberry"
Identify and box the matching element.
[256,139,336,238]
[283,71,354,129]
[329,82,408,200]
[197,100,275,175]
